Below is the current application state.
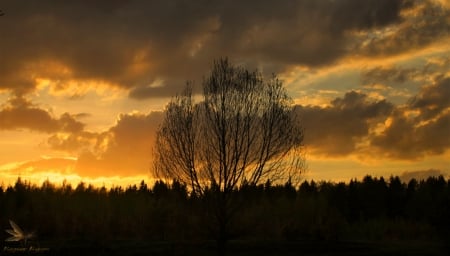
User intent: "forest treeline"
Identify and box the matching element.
[0,175,449,245]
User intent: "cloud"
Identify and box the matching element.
[0,92,163,178]
[6,157,77,174]
[371,108,450,159]
[296,91,393,156]
[0,96,85,133]
[400,168,449,181]
[410,76,450,119]
[69,89,450,177]
[361,56,450,86]
[371,76,450,159]
[361,66,421,85]
[357,0,450,56]
[371,107,450,159]
[68,111,164,177]
[0,0,425,99]
[297,70,450,160]
[4,83,449,179]
[47,131,99,153]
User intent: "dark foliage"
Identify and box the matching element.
[0,175,449,247]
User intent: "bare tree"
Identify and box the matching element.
[154,58,304,254]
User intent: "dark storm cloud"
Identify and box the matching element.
[372,76,450,159]
[0,96,85,133]
[410,77,450,120]
[210,0,408,66]
[358,0,450,56]
[296,91,394,156]
[361,56,450,86]
[0,0,419,99]
[361,66,420,85]
[371,109,450,159]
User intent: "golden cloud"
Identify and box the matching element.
[0,96,85,133]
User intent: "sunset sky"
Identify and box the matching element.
[0,0,449,187]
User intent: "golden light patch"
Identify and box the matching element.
[416,107,450,128]
[365,91,386,101]
[287,64,348,87]
[188,16,221,57]
[279,65,311,86]
[400,1,426,18]
[30,59,73,78]
[0,161,24,172]
[26,57,127,100]
[434,0,450,8]
[294,93,332,107]
[127,48,153,77]
[96,132,113,153]
[23,60,74,91]
[0,132,51,167]
[384,117,394,128]
[388,88,414,98]
[35,78,52,91]
[403,109,421,119]
[0,170,154,189]
[343,37,450,70]
[363,83,391,91]
[0,155,156,189]
[189,41,204,57]
[46,79,119,99]
[146,78,165,89]
[41,155,77,161]
[318,89,340,95]
[370,118,391,136]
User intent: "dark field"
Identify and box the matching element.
[2,239,448,256]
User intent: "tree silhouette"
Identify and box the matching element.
[1,176,449,254]
[154,58,304,254]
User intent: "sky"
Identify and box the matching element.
[0,0,449,187]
